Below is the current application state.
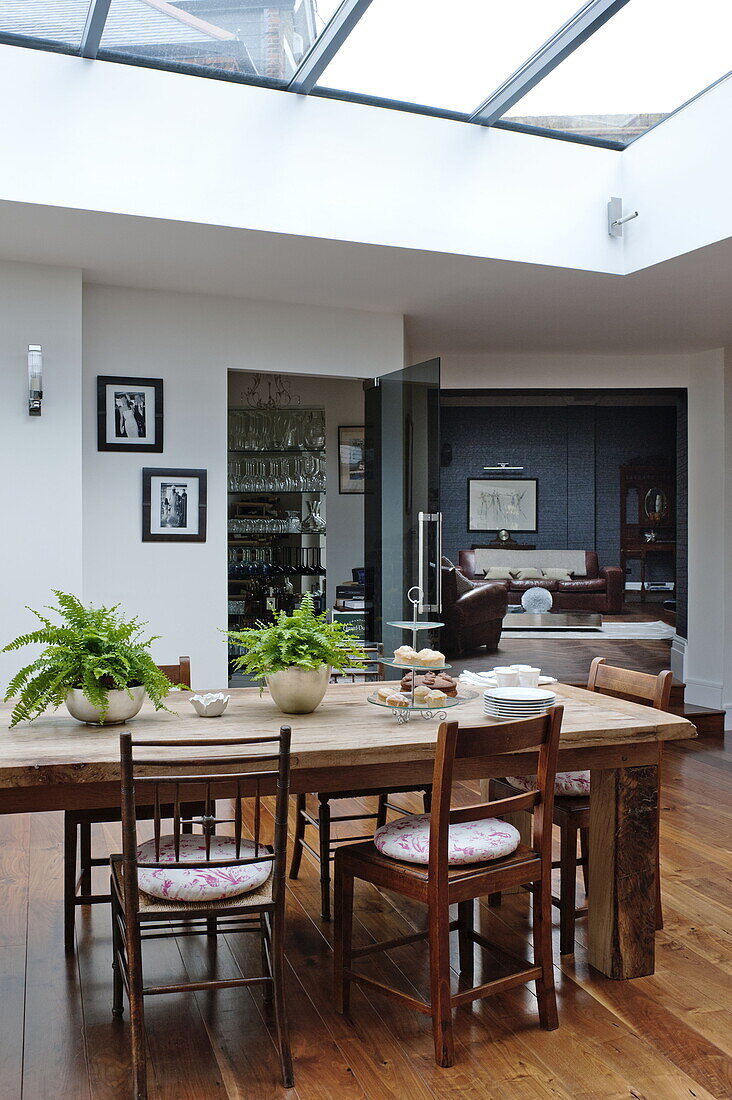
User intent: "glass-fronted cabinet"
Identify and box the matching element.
[227,406,326,677]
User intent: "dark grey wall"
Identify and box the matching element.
[440,403,678,588]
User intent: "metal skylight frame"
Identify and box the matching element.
[288,0,374,94]
[79,0,112,59]
[0,0,720,152]
[470,0,632,126]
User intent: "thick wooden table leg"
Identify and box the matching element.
[588,764,657,979]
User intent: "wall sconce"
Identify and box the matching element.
[607,196,638,238]
[483,462,524,472]
[28,344,42,416]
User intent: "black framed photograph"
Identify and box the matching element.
[142,468,207,542]
[468,478,538,532]
[97,376,163,452]
[338,425,365,494]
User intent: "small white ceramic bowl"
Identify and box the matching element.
[190,692,230,717]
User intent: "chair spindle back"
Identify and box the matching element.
[427,708,564,892]
[119,726,291,917]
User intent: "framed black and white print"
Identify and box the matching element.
[97,376,163,452]
[338,426,365,494]
[142,468,207,542]
[467,478,538,532]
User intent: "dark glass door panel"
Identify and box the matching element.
[364,359,441,668]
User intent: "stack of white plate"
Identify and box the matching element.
[483,687,557,719]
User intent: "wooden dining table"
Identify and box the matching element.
[0,681,694,981]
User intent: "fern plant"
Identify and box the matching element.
[2,592,174,727]
[227,593,365,684]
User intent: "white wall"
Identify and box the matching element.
[0,45,622,276]
[82,286,402,687]
[440,350,729,711]
[227,371,366,612]
[623,74,732,272]
[0,260,83,690]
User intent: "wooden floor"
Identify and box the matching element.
[1,725,730,1099]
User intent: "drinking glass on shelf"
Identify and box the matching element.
[303,410,326,450]
[292,412,306,450]
[313,455,326,491]
[269,412,286,450]
[301,455,317,491]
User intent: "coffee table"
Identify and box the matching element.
[502,612,603,631]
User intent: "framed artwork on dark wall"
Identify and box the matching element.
[467,478,538,532]
[142,468,207,542]
[97,376,164,452]
[338,425,365,494]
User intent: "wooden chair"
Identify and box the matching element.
[111,725,293,1097]
[63,656,193,952]
[333,708,564,1067]
[489,658,673,954]
[291,646,431,920]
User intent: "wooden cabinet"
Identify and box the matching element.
[620,460,676,602]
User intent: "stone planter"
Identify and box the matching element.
[265,665,330,715]
[65,685,146,725]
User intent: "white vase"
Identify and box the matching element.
[65,685,146,725]
[265,665,330,714]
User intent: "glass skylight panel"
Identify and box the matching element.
[502,0,732,145]
[98,0,342,82]
[0,0,94,47]
[318,0,586,112]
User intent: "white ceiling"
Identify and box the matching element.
[1,199,731,357]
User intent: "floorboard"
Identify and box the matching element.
[1,726,730,1100]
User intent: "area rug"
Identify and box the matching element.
[502,621,675,640]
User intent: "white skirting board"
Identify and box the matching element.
[684,675,724,710]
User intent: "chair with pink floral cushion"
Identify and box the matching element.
[64,656,197,953]
[111,726,294,1098]
[333,707,564,1068]
[489,658,673,955]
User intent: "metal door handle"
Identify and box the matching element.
[436,511,443,613]
[418,511,442,613]
[418,511,427,611]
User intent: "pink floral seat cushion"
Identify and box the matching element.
[505,771,590,797]
[374,813,520,866]
[136,834,271,903]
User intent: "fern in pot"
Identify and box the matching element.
[227,593,364,714]
[2,592,173,727]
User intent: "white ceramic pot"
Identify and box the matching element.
[65,685,146,726]
[265,665,330,714]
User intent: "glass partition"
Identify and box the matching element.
[365,359,440,666]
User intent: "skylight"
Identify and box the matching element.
[0,0,729,149]
[502,0,732,145]
[316,0,585,114]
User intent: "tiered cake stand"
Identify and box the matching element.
[367,586,477,723]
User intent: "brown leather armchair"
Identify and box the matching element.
[440,567,509,657]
